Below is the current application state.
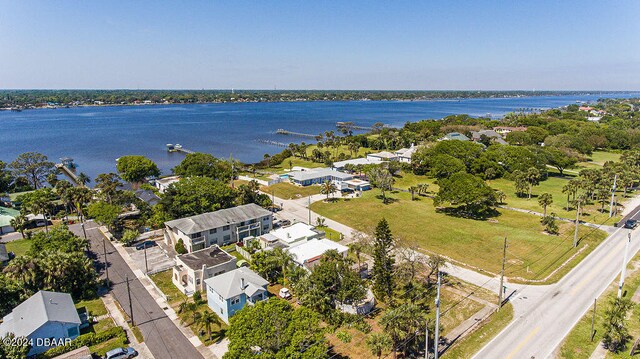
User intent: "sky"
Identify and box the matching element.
[0,1,638,90]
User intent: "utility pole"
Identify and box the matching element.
[434,272,441,359]
[103,237,109,287]
[308,195,311,224]
[126,275,135,326]
[573,200,581,248]
[81,222,87,240]
[498,237,507,310]
[609,174,617,218]
[590,299,596,341]
[618,232,631,298]
[144,244,149,273]
[425,321,429,359]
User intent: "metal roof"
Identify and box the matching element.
[165,204,272,235]
[204,267,268,300]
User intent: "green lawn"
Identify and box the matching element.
[316,225,342,241]
[559,255,640,359]
[488,174,622,225]
[261,182,321,199]
[149,269,187,306]
[75,297,108,317]
[392,171,438,191]
[311,189,607,282]
[90,336,129,357]
[5,238,31,257]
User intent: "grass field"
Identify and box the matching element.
[261,182,321,199]
[311,189,607,282]
[149,269,187,306]
[316,225,342,241]
[5,238,31,257]
[75,297,108,317]
[559,256,640,358]
[488,174,622,225]
[392,171,438,191]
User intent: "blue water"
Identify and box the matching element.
[0,93,637,180]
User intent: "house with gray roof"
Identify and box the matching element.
[205,267,269,324]
[470,129,508,145]
[164,204,273,253]
[172,245,237,295]
[440,132,470,141]
[0,290,81,356]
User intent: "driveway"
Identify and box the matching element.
[125,243,174,274]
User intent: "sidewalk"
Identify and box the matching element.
[101,293,154,359]
[99,226,220,359]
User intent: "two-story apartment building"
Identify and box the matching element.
[205,267,269,324]
[172,245,237,295]
[164,204,273,253]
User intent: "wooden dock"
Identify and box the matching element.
[257,139,288,148]
[166,144,195,154]
[175,147,194,154]
[55,163,81,186]
[275,129,317,139]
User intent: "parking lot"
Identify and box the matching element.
[125,239,175,274]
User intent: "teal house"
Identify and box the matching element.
[205,267,269,324]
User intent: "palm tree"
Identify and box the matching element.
[417,183,429,195]
[495,190,507,204]
[76,172,91,187]
[273,248,294,285]
[366,333,392,359]
[408,186,417,201]
[320,180,337,201]
[55,180,73,221]
[197,311,221,341]
[30,195,52,233]
[10,214,27,238]
[538,193,553,217]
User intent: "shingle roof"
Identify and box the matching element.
[0,291,81,338]
[135,189,161,206]
[177,245,235,270]
[165,204,272,235]
[204,267,268,300]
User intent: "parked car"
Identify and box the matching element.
[279,287,292,299]
[624,219,638,229]
[279,219,292,227]
[135,240,157,250]
[105,347,138,359]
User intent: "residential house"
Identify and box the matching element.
[258,222,324,248]
[134,189,161,206]
[394,144,418,163]
[155,176,181,194]
[287,168,354,187]
[470,130,508,145]
[0,291,81,356]
[205,267,269,324]
[0,206,19,234]
[164,204,273,253]
[440,132,470,141]
[287,238,349,270]
[172,245,237,295]
[493,126,527,136]
[366,151,398,161]
[332,157,384,171]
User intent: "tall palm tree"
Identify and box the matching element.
[366,332,392,359]
[76,172,91,187]
[10,214,27,238]
[55,180,73,221]
[538,193,553,217]
[273,248,293,285]
[408,186,417,201]
[320,180,337,201]
[30,195,52,233]
[197,311,221,340]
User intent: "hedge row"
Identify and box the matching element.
[38,326,127,358]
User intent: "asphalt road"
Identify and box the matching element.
[70,221,204,359]
[474,205,640,359]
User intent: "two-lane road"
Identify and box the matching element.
[71,221,204,359]
[475,207,640,359]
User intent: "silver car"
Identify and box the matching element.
[105,347,138,359]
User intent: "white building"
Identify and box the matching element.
[258,222,324,248]
[287,168,354,187]
[394,144,418,163]
[0,291,81,356]
[154,176,181,193]
[332,157,384,170]
[287,238,349,270]
[164,204,273,253]
[172,245,238,295]
[366,151,398,161]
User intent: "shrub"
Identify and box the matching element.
[121,229,139,246]
[336,330,352,343]
[175,239,187,254]
[39,326,127,358]
[193,290,204,305]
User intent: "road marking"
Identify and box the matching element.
[506,326,540,359]
[570,240,624,296]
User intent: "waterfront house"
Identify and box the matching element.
[440,132,470,141]
[164,204,273,253]
[205,267,269,324]
[493,126,527,136]
[366,151,398,161]
[134,189,161,206]
[0,291,81,356]
[287,168,353,187]
[470,130,508,145]
[394,144,417,163]
[154,176,181,194]
[332,157,384,171]
[172,245,237,295]
[287,238,349,270]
